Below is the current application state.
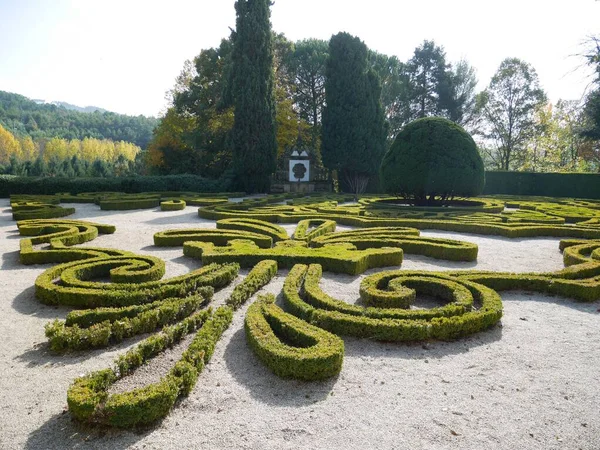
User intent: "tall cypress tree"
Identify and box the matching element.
[231,0,277,193]
[321,32,387,195]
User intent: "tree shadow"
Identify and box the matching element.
[500,291,600,314]
[144,214,215,226]
[343,324,503,362]
[24,411,147,450]
[12,286,68,319]
[15,331,151,368]
[223,328,339,407]
[2,249,21,269]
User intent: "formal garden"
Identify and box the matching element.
[0,112,598,448]
[2,0,600,447]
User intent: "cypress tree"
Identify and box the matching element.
[231,0,277,193]
[321,32,387,196]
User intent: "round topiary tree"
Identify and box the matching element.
[380,117,485,205]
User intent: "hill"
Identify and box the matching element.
[32,99,109,114]
[0,91,157,149]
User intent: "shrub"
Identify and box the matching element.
[245,294,344,380]
[380,117,485,204]
[160,199,187,211]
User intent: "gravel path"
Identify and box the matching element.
[0,201,598,450]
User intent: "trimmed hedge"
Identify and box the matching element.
[35,260,239,308]
[311,227,479,262]
[245,294,344,380]
[293,219,336,242]
[216,218,289,242]
[67,306,232,427]
[45,287,214,352]
[226,260,278,310]
[484,171,600,199]
[154,228,273,249]
[11,200,75,221]
[282,264,503,342]
[183,239,403,275]
[0,174,234,197]
[161,199,187,211]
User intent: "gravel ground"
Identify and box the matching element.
[0,200,598,450]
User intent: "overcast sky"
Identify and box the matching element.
[1,0,598,117]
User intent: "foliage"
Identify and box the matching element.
[321,32,387,196]
[380,117,485,204]
[0,90,157,148]
[475,58,547,170]
[231,0,277,193]
[483,171,600,199]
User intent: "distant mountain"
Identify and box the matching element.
[0,90,158,149]
[31,99,109,114]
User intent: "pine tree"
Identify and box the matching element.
[231,0,277,193]
[321,32,387,195]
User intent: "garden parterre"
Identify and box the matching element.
[7,192,600,430]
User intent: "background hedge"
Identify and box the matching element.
[0,174,232,197]
[483,171,600,199]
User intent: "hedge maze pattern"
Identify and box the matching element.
[10,192,600,428]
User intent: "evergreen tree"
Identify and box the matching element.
[321,32,387,196]
[231,0,277,193]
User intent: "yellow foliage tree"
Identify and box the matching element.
[0,124,22,165]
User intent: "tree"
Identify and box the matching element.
[449,59,478,127]
[579,36,600,168]
[405,41,455,121]
[321,32,387,196]
[287,39,328,154]
[380,117,484,205]
[475,58,547,170]
[369,51,409,140]
[0,124,21,165]
[231,0,277,193]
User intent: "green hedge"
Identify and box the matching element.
[11,201,75,221]
[282,264,503,342]
[154,228,273,249]
[216,218,289,242]
[484,171,600,199]
[45,287,214,352]
[183,239,403,275]
[293,219,336,242]
[245,294,344,380]
[67,306,232,427]
[0,174,233,197]
[160,199,187,211]
[226,260,278,309]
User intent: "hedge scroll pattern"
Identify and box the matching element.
[15,218,279,427]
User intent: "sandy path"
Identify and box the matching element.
[0,201,598,450]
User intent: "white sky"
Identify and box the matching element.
[0,0,598,117]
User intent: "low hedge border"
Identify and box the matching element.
[45,287,214,352]
[11,200,76,221]
[216,218,289,242]
[282,264,503,342]
[67,306,233,428]
[35,260,239,308]
[226,260,278,309]
[245,293,344,380]
[160,199,186,211]
[311,227,479,262]
[154,228,273,249]
[183,239,403,275]
[293,219,336,242]
[66,256,275,427]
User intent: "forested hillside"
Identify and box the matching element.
[0,91,157,149]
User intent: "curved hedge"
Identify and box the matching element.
[160,199,186,211]
[282,264,503,342]
[245,294,344,380]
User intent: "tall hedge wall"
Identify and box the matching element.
[0,175,231,197]
[484,171,600,199]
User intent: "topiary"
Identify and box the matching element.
[380,117,485,205]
